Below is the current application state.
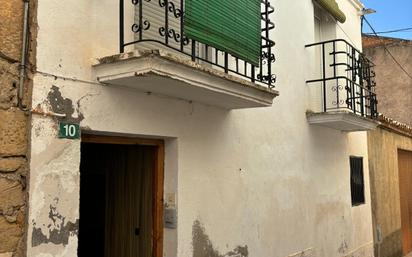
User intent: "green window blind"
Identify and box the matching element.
[315,0,346,23]
[184,0,261,66]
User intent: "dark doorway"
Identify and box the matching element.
[78,135,164,257]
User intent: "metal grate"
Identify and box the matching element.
[119,0,276,89]
[350,156,365,206]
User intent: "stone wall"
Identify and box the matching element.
[363,35,412,126]
[0,0,36,256]
[367,117,412,257]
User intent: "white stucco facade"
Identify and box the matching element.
[27,0,375,257]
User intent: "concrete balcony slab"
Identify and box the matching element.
[307,111,379,131]
[93,50,279,109]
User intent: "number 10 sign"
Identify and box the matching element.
[58,122,80,139]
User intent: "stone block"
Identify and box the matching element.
[0,216,22,253]
[0,178,24,213]
[0,157,25,173]
[0,61,18,109]
[0,109,28,157]
[0,0,23,60]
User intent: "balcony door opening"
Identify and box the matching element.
[398,149,412,256]
[78,135,164,257]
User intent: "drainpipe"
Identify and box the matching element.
[18,0,30,110]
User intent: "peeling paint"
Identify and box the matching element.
[46,85,84,122]
[192,220,248,257]
[31,198,79,247]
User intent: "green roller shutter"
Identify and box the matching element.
[184,0,261,66]
[315,0,346,23]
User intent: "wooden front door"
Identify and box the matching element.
[398,149,412,256]
[78,135,164,257]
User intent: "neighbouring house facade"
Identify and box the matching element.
[362,35,412,257]
[1,0,380,257]
[367,116,412,257]
[363,35,412,126]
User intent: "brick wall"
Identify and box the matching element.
[0,0,36,256]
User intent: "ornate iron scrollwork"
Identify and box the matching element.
[332,100,345,106]
[158,27,189,45]
[257,74,277,86]
[132,20,151,33]
[261,51,276,64]
[332,85,344,92]
[158,0,166,7]
[158,0,183,18]
[168,2,183,18]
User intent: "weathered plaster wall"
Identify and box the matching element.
[27,0,374,257]
[363,36,412,126]
[368,125,412,257]
[0,0,36,256]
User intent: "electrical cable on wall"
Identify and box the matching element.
[364,26,412,35]
[363,17,412,80]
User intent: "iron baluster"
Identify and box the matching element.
[224,52,228,73]
[164,0,168,44]
[322,43,327,112]
[191,40,195,62]
[251,65,255,83]
[137,0,142,40]
[120,0,125,53]
[180,0,184,51]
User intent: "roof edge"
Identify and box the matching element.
[377,114,412,138]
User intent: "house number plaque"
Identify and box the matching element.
[58,122,80,139]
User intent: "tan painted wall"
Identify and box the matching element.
[368,126,412,257]
[0,0,36,256]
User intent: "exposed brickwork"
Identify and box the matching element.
[362,35,412,126]
[0,0,36,256]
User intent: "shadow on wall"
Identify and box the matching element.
[192,220,248,257]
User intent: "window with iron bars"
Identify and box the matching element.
[350,156,365,206]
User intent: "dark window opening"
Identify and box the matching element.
[350,156,365,206]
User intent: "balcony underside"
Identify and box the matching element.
[93,50,278,109]
[307,111,379,131]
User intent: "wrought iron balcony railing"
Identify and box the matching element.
[306,39,378,119]
[119,0,276,89]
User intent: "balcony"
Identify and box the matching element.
[93,0,278,109]
[305,39,379,131]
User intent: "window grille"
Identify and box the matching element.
[350,156,365,206]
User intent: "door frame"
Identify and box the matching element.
[81,134,164,257]
[398,149,412,256]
